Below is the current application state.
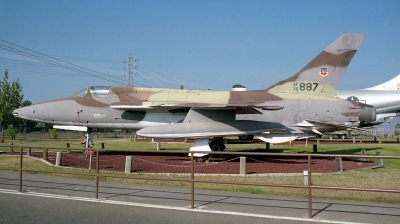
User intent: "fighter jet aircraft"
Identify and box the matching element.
[336,73,400,125]
[12,33,375,154]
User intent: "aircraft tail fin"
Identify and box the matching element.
[363,74,400,90]
[267,33,365,96]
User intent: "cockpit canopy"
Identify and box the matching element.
[70,86,111,97]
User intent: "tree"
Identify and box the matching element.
[22,100,32,107]
[0,70,24,142]
[4,125,16,140]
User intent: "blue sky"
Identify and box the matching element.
[0,0,399,104]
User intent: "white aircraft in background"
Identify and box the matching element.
[336,74,400,125]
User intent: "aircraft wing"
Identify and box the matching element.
[137,107,293,139]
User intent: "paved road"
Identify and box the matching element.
[0,171,399,224]
[2,193,302,224]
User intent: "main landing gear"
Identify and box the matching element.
[209,137,226,152]
[189,137,227,162]
[81,132,94,148]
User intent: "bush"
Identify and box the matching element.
[4,125,16,140]
[49,129,58,139]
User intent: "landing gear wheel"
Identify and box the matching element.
[238,135,254,141]
[209,141,225,151]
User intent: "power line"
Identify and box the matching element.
[0,39,185,89]
[0,58,125,73]
[0,39,127,85]
[134,61,190,88]
[0,69,87,77]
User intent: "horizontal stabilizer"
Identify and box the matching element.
[312,129,324,136]
[367,113,397,126]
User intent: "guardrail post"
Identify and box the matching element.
[125,156,132,173]
[303,170,308,185]
[312,144,317,153]
[101,143,105,149]
[240,157,246,175]
[376,151,384,166]
[190,152,194,209]
[89,154,93,170]
[352,137,355,144]
[19,147,23,192]
[27,148,31,157]
[95,149,99,199]
[43,149,48,161]
[56,152,62,166]
[266,142,270,151]
[9,142,13,152]
[361,149,366,161]
[335,157,343,172]
[317,138,320,146]
[66,143,71,153]
[308,155,312,218]
[156,142,161,150]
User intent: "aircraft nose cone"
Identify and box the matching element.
[9,108,23,118]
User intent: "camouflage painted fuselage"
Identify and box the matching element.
[12,33,376,140]
[13,85,372,133]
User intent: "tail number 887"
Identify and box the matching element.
[293,83,318,91]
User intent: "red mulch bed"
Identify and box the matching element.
[2,150,377,174]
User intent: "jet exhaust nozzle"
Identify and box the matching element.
[358,103,377,127]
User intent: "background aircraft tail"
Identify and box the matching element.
[363,74,400,90]
[267,33,365,96]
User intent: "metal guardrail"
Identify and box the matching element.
[1,144,400,219]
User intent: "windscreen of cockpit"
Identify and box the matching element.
[70,86,111,97]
